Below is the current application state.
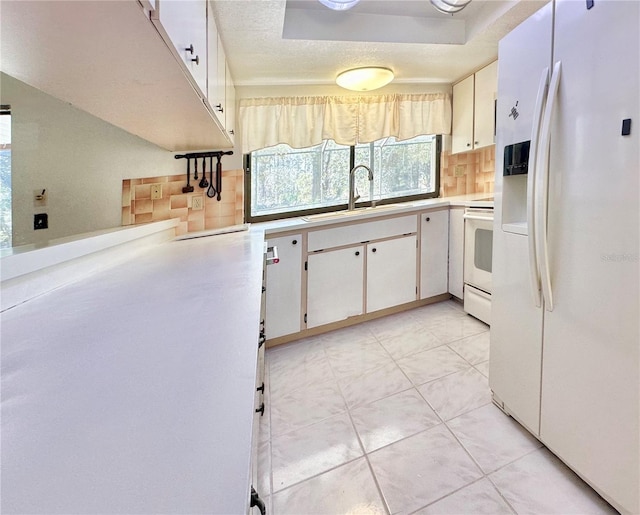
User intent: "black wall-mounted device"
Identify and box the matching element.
[503,140,531,176]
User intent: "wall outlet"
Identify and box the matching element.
[34,213,48,230]
[150,183,163,200]
[454,164,466,177]
[191,195,203,210]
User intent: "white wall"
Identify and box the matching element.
[2,73,186,247]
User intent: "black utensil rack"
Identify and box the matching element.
[175,150,233,199]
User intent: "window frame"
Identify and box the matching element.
[244,135,442,223]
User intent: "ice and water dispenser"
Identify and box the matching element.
[501,140,531,235]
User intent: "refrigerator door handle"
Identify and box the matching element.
[527,66,549,308]
[536,60,562,312]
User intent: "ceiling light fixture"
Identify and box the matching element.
[336,67,394,92]
[318,0,361,10]
[430,0,472,14]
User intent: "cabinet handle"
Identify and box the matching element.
[256,382,265,393]
[255,402,265,416]
[216,104,224,113]
[474,141,479,145]
[425,216,431,222]
[355,251,360,256]
[250,487,266,515]
[466,143,471,147]
[191,55,199,65]
[229,129,234,135]
[292,239,298,245]
[185,44,194,54]
[372,248,377,253]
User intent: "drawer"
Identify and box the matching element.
[308,215,417,251]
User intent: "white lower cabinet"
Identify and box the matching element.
[265,234,302,339]
[448,207,465,299]
[307,246,365,328]
[420,209,449,299]
[367,236,417,312]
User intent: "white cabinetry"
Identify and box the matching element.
[152,0,207,96]
[367,236,417,312]
[420,209,449,299]
[452,75,475,154]
[473,61,498,149]
[452,61,498,154]
[307,215,418,328]
[448,207,465,299]
[225,62,236,143]
[307,246,364,328]
[206,22,236,143]
[265,234,303,339]
[207,15,222,124]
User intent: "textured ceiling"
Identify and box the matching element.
[210,0,549,87]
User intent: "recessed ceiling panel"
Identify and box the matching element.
[282,5,466,44]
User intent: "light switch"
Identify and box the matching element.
[33,189,47,207]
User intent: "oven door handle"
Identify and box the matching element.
[463,213,494,222]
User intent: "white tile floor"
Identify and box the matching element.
[258,300,617,515]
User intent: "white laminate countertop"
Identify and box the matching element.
[1,229,266,514]
[256,193,494,235]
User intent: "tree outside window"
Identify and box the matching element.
[247,134,440,221]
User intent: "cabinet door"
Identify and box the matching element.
[211,34,227,127]
[206,4,218,103]
[452,74,474,154]
[156,0,207,95]
[307,246,364,328]
[225,62,236,143]
[265,234,302,339]
[473,61,498,149]
[366,236,417,313]
[420,210,449,299]
[448,207,465,299]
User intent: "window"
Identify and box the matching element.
[246,134,440,221]
[0,106,11,249]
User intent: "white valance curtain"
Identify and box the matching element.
[238,93,451,154]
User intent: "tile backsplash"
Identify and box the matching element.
[120,148,492,234]
[440,145,495,197]
[122,169,244,236]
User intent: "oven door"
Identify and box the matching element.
[464,208,493,294]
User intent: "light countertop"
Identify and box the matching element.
[257,193,494,234]
[1,228,266,514]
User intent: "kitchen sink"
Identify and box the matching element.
[302,204,410,222]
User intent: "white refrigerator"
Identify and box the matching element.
[490,1,639,514]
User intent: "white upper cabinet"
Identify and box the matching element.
[152,0,208,96]
[225,61,236,143]
[207,25,226,128]
[452,75,475,154]
[206,4,236,143]
[473,60,498,149]
[1,0,233,151]
[452,61,498,154]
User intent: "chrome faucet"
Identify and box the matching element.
[348,164,374,210]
